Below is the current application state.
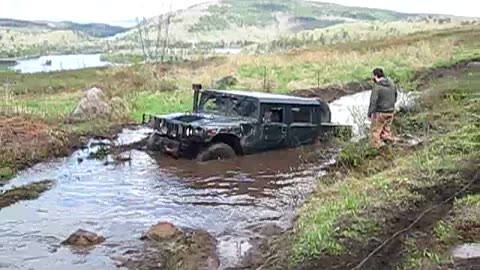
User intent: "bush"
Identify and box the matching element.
[156,79,179,92]
[337,140,379,168]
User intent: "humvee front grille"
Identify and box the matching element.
[166,122,184,137]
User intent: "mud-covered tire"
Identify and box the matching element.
[196,143,236,162]
[146,133,162,151]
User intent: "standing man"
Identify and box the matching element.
[368,68,398,148]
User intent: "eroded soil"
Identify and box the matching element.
[0,180,54,209]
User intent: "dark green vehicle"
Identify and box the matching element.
[143,84,345,162]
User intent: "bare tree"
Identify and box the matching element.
[162,3,173,63]
[154,15,163,63]
[135,17,151,61]
[135,1,173,64]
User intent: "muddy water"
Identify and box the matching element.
[0,91,410,270]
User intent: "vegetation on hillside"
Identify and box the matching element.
[2,0,478,59]
[0,18,128,37]
[117,0,458,47]
[186,0,411,34]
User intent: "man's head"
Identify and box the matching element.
[372,68,385,83]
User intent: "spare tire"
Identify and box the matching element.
[196,143,236,162]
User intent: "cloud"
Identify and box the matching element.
[0,0,477,25]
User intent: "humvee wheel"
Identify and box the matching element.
[196,143,236,162]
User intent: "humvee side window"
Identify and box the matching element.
[263,107,283,123]
[291,107,312,123]
[200,94,258,118]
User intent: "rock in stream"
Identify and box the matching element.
[119,222,220,270]
[62,229,106,247]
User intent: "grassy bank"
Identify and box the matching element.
[285,64,480,269]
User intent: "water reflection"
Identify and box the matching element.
[7,54,111,74]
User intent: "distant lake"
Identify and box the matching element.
[213,48,242,54]
[6,54,112,74]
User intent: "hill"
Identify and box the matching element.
[0,18,129,37]
[119,0,438,45]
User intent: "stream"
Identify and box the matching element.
[0,90,412,270]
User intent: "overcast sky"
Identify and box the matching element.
[1,0,478,26]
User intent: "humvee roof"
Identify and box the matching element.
[204,89,321,105]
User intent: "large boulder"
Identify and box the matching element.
[68,87,111,123]
[62,229,105,247]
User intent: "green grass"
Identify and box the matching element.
[455,194,480,207]
[2,94,79,120]
[0,67,104,95]
[291,66,480,265]
[0,166,14,185]
[130,90,193,121]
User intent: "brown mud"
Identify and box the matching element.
[0,180,54,210]
[0,116,69,183]
[292,80,373,103]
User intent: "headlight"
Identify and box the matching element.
[185,127,202,136]
[193,127,203,135]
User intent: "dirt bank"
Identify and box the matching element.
[0,116,69,185]
[0,180,54,210]
[0,113,136,185]
[291,57,480,103]
[412,57,480,89]
[291,80,373,103]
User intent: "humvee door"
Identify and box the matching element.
[260,105,287,149]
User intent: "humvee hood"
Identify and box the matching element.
[156,112,256,127]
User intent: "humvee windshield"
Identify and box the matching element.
[198,92,258,118]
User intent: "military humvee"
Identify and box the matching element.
[143,84,347,162]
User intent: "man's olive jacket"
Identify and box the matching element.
[368,78,398,118]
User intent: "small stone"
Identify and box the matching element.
[62,229,105,247]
